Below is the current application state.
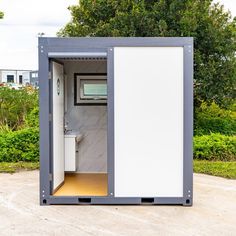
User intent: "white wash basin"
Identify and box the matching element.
[65,133,83,143]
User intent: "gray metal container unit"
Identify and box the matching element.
[39,37,193,206]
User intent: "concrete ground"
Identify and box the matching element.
[0,171,235,236]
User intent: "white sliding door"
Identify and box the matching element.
[52,62,65,192]
[114,47,184,197]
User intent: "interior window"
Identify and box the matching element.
[81,80,107,99]
[75,74,107,104]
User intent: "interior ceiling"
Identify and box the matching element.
[59,57,107,62]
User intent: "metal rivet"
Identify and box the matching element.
[110,193,113,195]
[188,194,191,197]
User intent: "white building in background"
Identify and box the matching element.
[0,69,38,85]
[22,71,30,84]
[29,71,39,87]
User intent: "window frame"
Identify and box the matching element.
[74,73,107,105]
[7,75,14,83]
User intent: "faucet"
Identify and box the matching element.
[64,121,72,134]
[64,128,73,134]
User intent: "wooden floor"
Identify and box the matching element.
[53,173,108,196]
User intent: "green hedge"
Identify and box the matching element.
[194,133,236,161]
[194,102,236,136]
[0,87,38,130]
[25,107,39,128]
[0,128,39,162]
[0,130,235,163]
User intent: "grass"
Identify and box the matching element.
[194,160,236,179]
[0,161,235,179]
[0,162,39,173]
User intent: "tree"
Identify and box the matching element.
[58,0,236,107]
[0,11,3,19]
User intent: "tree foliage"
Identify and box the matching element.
[58,0,236,107]
[0,11,3,19]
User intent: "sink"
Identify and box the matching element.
[65,132,83,144]
[75,134,83,143]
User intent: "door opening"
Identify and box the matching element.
[51,57,108,197]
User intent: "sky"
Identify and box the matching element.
[0,0,77,70]
[0,0,235,70]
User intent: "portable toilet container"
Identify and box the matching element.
[39,37,193,206]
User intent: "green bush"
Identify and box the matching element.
[0,87,38,130]
[0,128,39,162]
[194,133,236,161]
[25,107,39,128]
[194,102,236,136]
